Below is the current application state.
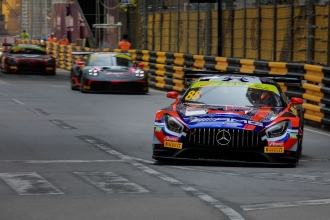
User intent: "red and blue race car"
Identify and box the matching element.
[153,72,304,167]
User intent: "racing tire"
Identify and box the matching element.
[70,78,79,91]
[289,151,299,168]
[297,117,304,158]
[79,77,86,93]
[49,71,56,76]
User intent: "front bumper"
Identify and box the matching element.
[82,79,148,93]
[152,142,299,165]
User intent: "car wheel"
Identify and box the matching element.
[288,151,299,168]
[49,71,56,76]
[298,118,304,158]
[70,78,78,91]
[79,77,86,93]
[297,130,303,158]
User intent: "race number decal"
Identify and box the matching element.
[184,90,202,101]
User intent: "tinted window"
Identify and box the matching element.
[9,46,46,55]
[87,54,133,67]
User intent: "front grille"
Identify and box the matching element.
[186,128,262,148]
[90,81,145,92]
[18,62,45,69]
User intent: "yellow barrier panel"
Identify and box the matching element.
[269,62,287,75]
[303,102,324,123]
[240,59,254,73]
[215,57,228,71]
[304,64,324,83]
[174,53,185,66]
[193,55,205,68]
[156,52,166,64]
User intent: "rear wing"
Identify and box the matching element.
[184,70,302,83]
[71,51,93,55]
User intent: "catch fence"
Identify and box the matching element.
[137,0,330,66]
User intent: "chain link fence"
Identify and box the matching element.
[138,0,219,55]
[137,0,330,66]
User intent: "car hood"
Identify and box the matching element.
[8,54,51,60]
[177,103,284,131]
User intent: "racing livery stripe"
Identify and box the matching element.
[249,108,271,122]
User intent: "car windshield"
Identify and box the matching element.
[9,46,46,55]
[87,54,133,68]
[182,81,284,107]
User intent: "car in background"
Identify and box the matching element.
[0,44,56,75]
[153,73,304,167]
[70,52,148,94]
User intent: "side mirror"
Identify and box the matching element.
[77,61,85,66]
[167,91,178,99]
[288,97,303,107]
[138,63,144,68]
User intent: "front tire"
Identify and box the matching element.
[79,77,86,93]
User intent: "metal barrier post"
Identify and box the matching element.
[307,0,314,64]
[206,3,211,56]
[273,0,277,61]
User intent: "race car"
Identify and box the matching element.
[0,44,56,75]
[153,72,304,167]
[70,52,148,93]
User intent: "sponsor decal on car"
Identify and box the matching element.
[164,141,182,149]
[164,136,179,142]
[10,66,17,69]
[154,126,162,132]
[264,146,284,153]
[268,141,284,146]
[290,133,297,139]
[189,117,263,126]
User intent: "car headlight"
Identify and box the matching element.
[265,121,289,138]
[165,115,184,133]
[8,58,17,65]
[46,59,55,66]
[88,69,98,76]
[135,70,145,77]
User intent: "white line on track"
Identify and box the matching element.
[241,198,330,211]
[75,172,149,193]
[0,92,8,96]
[305,128,330,137]
[89,142,245,220]
[12,99,24,105]
[0,79,9,84]
[0,160,125,163]
[0,172,64,195]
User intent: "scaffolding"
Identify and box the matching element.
[20,0,52,40]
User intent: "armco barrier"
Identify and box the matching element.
[132,50,330,128]
[14,40,330,128]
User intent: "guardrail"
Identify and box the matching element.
[16,39,330,128]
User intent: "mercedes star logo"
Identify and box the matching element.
[216,130,231,146]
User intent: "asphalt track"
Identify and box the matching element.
[0,69,330,220]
